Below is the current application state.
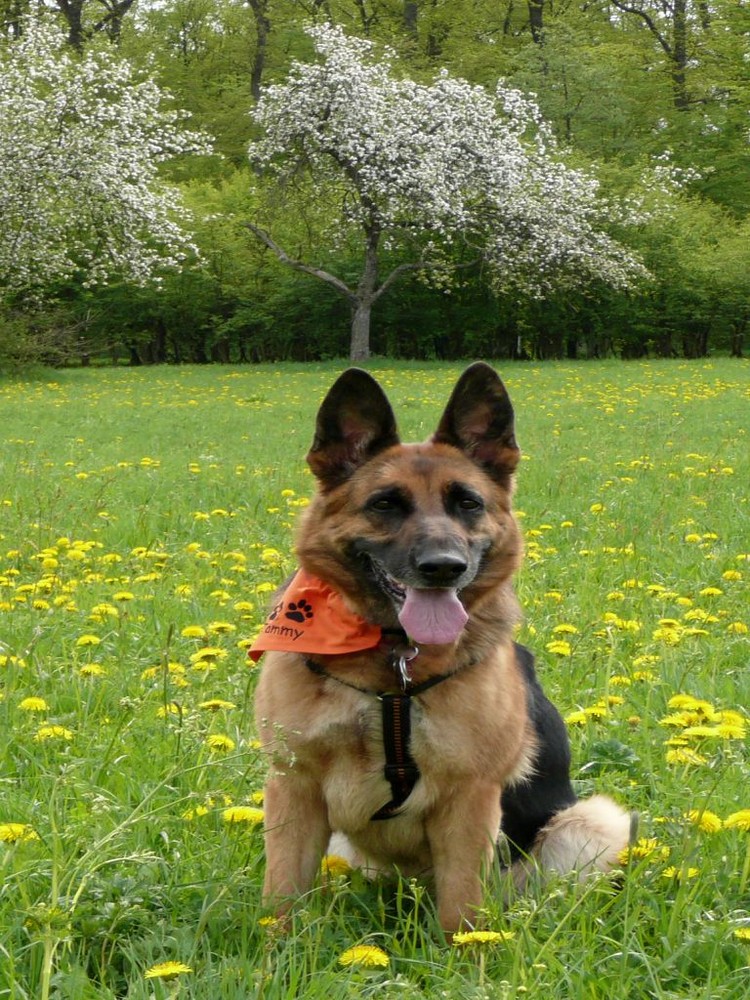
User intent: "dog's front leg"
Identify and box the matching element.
[262,774,331,915]
[426,782,502,936]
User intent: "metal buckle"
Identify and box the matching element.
[393,645,419,690]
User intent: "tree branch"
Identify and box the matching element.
[609,1,672,56]
[243,222,357,303]
[373,256,480,303]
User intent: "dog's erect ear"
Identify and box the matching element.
[432,362,520,483]
[307,369,400,489]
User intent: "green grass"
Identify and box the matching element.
[1,358,748,999]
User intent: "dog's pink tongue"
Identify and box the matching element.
[397,588,468,645]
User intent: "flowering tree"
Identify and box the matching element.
[247,23,646,360]
[0,19,210,303]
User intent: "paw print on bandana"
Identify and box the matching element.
[285,599,314,624]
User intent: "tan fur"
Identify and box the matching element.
[254,367,629,936]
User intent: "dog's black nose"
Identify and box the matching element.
[415,553,468,586]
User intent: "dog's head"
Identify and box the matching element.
[297,364,523,645]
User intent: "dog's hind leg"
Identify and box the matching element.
[511,795,634,889]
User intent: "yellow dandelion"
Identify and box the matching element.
[0,654,26,669]
[156,702,183,719]
[205,734,235,752]
[338,944,389,968]
[181,625,207,639]
[0,823,39,844]
[79,663,107,678]
[144,961,193,981]
[724,810,750,832]
[112,591,134,602]
[565,710,588,726]
[552,623,578,635]
[698,587,722,597]
[684,809,723,833]
[75,634,101,647]
[733,928,750,941]
[546,639,572,657]
[207,621,236,634]
[652,627,682,645]
[34,725,73,742]
[452,930,516,946]
[222,806,264,826]
[181,805,210,821]
[584,704,609,720]
[715,721,747,740]
[19,696,49,712]
[90,603,118,620]
[322,854,353,878]
[618,838,671,865]
[727,622,748,634]
[198,699,237,712]
[206,793,233,808]
[662,866,699,881]
[665,747,707,766]
[667,694,715,714]
[190,647,227,665]
[682,724,741,740]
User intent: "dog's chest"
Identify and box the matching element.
[295,691,431,824]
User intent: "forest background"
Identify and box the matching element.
[2,0,750,365]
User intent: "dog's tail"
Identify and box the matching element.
[512,795,636,889]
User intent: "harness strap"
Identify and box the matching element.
[370,694,419,821]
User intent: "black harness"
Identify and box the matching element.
[305,645,460,821]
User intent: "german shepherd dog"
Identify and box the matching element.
[254,363,631,935]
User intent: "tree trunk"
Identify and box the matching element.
[350,299,372,361]
[671,0,689,110]
[57,0,86,50]
[248,0,270,102]
[349,219,380,360]
[404,2,418,36]
[729,320,745,358]
[528,1,544,45]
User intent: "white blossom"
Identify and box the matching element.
[249,22,646,301]
[0,18,212,300]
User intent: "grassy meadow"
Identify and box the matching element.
[0,358,748,999]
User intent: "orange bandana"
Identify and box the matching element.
[248,569,382,661]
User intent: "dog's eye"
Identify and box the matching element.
[366,491,409,514]
[370,498,396,511]
[458,497,483,511]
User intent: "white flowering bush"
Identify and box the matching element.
[0,19,211,300]
[248,23,646,358]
